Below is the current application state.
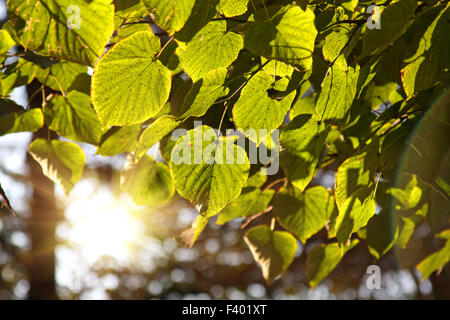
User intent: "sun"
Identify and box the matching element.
[61,179,145,264]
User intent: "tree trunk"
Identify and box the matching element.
[25,80,61,300]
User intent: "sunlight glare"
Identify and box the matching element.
[64,181,145,264]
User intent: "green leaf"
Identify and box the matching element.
[360,0,417,59]
[217,174,274,225]
[279,114,329,191]
[358,209,398,260]
[273,186,334,243]
[180,20,243,82]
[417,230,450,279]
[0,59,37,97]
[335,137,379,210]
[36,61,89,93]
[28,138,85,195]
[114,0,147,26]
[111,21,152,45]
[261,58,294,78]
[322,29,349,63]
[44,91,102,145]
[0,30,15,55]
[217,0,248,17]
[121,155,174,206]
[135,115,180,162]
[244,225,297,284]
[179,215,209,248]
[306,239,358,288]
[290,94,316,119]
[401,4,450,98]
[96,124,141,156]
[141,0,196,34]
[379,115,415,172]
[436,178,450,198]
[0,99,44,136]
[159,134,178,163]
[217,190,274,224]
[315,56,359,123]
[362,81,398,111]
[387,175,422,210]
[5,0,114,65]
[174,0,219,43]
[335,188,376,244]
[170,125,250,217]
[397,211,424,249]
[244,5,317,70]
[91,31,172,126]
[232,71,296,144]
[178,68,229,120]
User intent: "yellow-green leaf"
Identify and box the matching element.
[92,31,172,126]
[28,139,85,195]
[244,225,297,284]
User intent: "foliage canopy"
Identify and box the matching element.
[1,0,449,286]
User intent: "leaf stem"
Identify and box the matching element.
[156,36,174,59]
[0,183,15,216]
[263,177,287,192]
[241,206,272,229]
[218,101,229,132]
[270,217,276,231]
[26,84,44,110]
[211,17,248,23]
[214,59,271,105]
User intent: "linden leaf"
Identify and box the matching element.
[5,0,114,65]
[244,225,297,284]
[28,139,85,195]
[180,20,243,82]
[170,125,250,217]
[121,155,174,207]
[92,31,172,126]
[273,186,335,243]
[244,5,317,70]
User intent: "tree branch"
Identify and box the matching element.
[0,183,15,215]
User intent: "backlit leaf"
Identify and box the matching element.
[5,0,114,65]
[44,91,101,145]
[135,115,180,162]
[273,186,334,243]
[121,154,174,206]
[180,20,243,82]
[306,239,358,288]
[92,31,172,126]
[28,138,85,194]
[279,114,329,191]
[141,0,196,34]
[0,99,44,136]
[244,225,297,284]
[244,5,317,70]
[170,125,250,217]
[97,124,141,156]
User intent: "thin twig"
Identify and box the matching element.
[156,36,174,59]
[241,206,272,229]
[218,101,230,132]
[0,183,15,216]
[214,59,271,105]
[263,177,287,192]
[324,19,366,31]
[211,17,247,23]
[26,84,44,110]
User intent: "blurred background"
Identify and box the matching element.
[0,0,449,300]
